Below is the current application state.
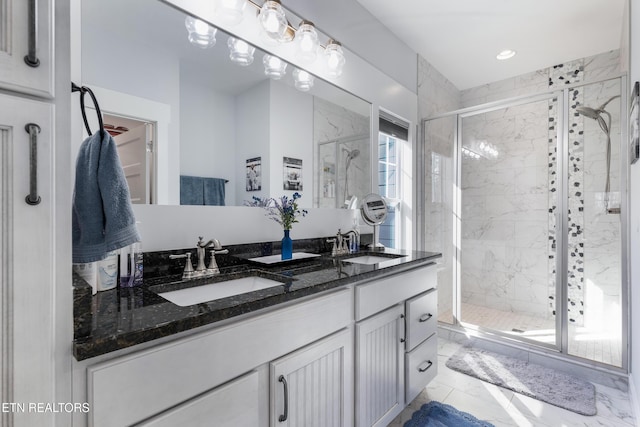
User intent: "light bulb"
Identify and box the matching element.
[263,54,287,80]
[215,0,246,25]
[185,16,217,48]
[293,68,314,92]
[295,21,318,63]
[325,40,345,77]
[228,37,255,66]
[258,0,288,41]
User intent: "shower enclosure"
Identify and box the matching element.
[316,136,370,209]
[422,76,627,368]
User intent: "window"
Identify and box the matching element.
[378,114,408,249]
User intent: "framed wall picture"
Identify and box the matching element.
[283,157,303,191]
[246,157,261,191]
[630,81,639,165]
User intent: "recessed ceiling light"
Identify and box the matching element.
[496,49,516,60]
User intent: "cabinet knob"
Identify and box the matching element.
[400,338,405,343]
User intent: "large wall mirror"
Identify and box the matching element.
[81,0,371,209]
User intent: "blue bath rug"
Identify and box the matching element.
[404,401,495,427]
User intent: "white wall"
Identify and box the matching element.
[270,82,314,209]
[180,63,237,204]
[81,14,182,204]
[236,81,271,203]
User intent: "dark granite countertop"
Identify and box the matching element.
[73,241,441,361]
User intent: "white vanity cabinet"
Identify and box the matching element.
[83,289,352,427]
[354,264,438,427]
[0,0,54,97]
[270,328,354,427]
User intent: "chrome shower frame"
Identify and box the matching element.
[418,74,629,373]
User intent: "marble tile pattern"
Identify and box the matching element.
[389,338,635,427]
[548,61,586,324]
[71,236,441,360]
[418,50,622,331]
[314,97,370,208]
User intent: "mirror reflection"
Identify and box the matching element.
[81,0,371,208]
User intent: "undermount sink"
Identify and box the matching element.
[342,254,407,265]
[157,275,286,307]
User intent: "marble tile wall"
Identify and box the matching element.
[419,50,623,324]
[314,97,370,208]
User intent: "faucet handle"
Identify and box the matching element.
[207,250,220,275]
[169,252,194,279]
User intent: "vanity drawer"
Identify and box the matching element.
[405,334,438,404]
[356,264,436,321]
[405,288,437,351]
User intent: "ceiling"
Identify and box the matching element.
[355,0,626,90]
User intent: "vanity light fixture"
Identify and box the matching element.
[184,1,347,77]
[258,0,289,42]
[325,39,345,77]
[295,20,319,63]
[228,37,256,66]
[293,68,314,91]
[263,54,287,79]
[185,16,217,48]
[215,0,247,25]
[496,49,516,60]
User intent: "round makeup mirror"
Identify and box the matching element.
[361,193,388,250]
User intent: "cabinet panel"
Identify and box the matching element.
[405,335,438,404]
[356,305,404,427]
[355,265,436,321]
[0,0,54,97]
[270,328,354,427]
[137,371,260,427]
[405,289,437,351]
[1,93,54,427]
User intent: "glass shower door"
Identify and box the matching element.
[566,79,623,367]
[458,96,559,348]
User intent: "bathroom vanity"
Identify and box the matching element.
[72,244,440,427]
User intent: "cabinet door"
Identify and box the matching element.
[355,305,404,427]
[0,94,55,427]
[0,0,54,97]
[270,328,354,427]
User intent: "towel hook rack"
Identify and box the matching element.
[71,82,105,137]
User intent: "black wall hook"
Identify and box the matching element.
[71,82,105,137]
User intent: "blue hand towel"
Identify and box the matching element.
[180,175,204,205]
[72,131,140,263]
[203,177,226,206]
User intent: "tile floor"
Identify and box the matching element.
[388,338,635,427]
[440,303,622,367]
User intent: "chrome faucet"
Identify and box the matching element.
[196,237,228,277]
[327,229,359,256]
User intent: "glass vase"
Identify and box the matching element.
[281,229,293,260]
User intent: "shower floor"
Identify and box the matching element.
[439,303,622,367]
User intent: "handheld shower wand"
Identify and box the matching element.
[576,95,620,213]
